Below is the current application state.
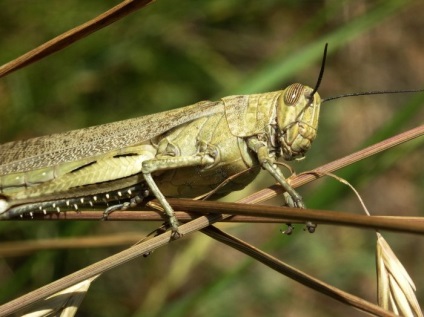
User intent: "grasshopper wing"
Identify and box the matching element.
[0,100,222,174]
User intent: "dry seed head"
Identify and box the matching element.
[376,233,423,317]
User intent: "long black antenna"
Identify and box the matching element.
[311,43,424,103]
[310,43,328,98]
[322,88,424,103]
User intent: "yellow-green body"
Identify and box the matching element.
[0,84,321,227]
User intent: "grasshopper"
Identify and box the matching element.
[1,43,421,237]
[0,45,325,236]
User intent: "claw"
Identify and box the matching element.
[169,217,182,240]
[305,222,317,233]
[170,229,182,240]
[281,224,294,235]
[283,192,317,234]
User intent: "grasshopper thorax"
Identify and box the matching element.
[276,83,321,161]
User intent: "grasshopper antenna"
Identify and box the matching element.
[315,44,424,103]
[309,43,328,98]
[323,88,424,103]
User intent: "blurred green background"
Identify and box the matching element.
[0,0,423,316]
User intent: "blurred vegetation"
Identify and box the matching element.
[0,0,423,316]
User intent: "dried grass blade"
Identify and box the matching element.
[377,239,390,310]
[202,226,396,317]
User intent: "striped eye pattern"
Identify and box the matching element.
[283,83,304,105]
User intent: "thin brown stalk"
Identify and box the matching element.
[166,199,424,234]
[0,233,145,257]
[0,0,156,78]
[24,210,290,223]
[23,202,424,233]
[202,226,396,317]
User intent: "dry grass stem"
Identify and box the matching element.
[203,226,397,317]
[298,171,372,216]
[165,199,424,234]
[0,233,145,257]
[25,206,424,234]
[0,0,156,78]
[30,210,291,223]
[18,275,99,317]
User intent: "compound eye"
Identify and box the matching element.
[284,83,304,105]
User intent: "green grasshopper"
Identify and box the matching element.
[0,72,321,234]
[1,45,418,237]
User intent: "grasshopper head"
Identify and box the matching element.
[276,83,321,161]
